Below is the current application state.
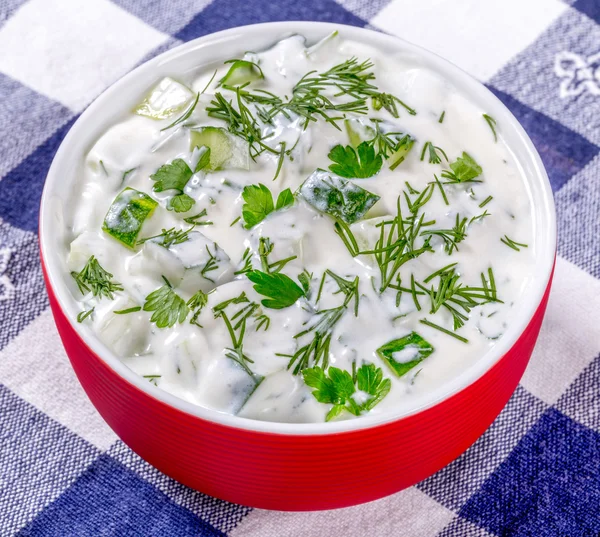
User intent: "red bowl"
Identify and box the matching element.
[39,22,557,511]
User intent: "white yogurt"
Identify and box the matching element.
[65,34,535,423]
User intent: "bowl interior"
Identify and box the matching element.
[40,21,556,435]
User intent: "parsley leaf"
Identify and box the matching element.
[241,184,294,228]
[246,269,305,309]
[275,188,295,211]
[356,363,392,411]
[143,278,189,328]
[441,152,482,183]
[328,141,383,179]
[151,158,197,213]
[150,158,193,192]
[302,363,391,421]
[168,193,195,213]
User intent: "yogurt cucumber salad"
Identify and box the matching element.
[67,32,535,423]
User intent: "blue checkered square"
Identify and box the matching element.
[487,86,599,192]
[0,75,73,180]
[174,0,367,43]
[16,454,226,537]
[108,441,251,534]
[459,408,600,536]
[0,117,77,233]
[573,0,600,24]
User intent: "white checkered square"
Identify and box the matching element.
[0,0,169,111]
[370,0,567,81]
[230,487,454,537]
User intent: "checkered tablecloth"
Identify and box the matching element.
[0,0,599,535]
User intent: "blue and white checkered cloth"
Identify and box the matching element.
[0,0,599,535]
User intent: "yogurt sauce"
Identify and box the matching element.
[66,33,535,423]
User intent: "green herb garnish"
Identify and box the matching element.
[483,114,498,142]
[419,318,469,343]
[187,289,208,326]
[328,141,383,179]
[71,256,123,299]
[241,183,294,228]
[420,142,448,164]
[280,270,360,374]
[501,235,528,251]
[114,306,142,315]
[441,152,483,184]
[77,308,95,323]
[303,363,391,421]
[421,214,468,255]
[247,270,305,309]
[376,332,434,377]
[143,277,189,328]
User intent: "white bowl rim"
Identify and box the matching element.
[40,21,556,436]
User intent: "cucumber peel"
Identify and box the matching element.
[102,188,158,248]
[376,332,434,378]
[220,60,264,86]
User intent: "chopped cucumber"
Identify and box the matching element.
[220,60,264,86]
[102,188,158,249]
[133,77,194,120]
[376,332,434,378]
[299,169,380,224]
[344,118,375,148]
[189,127,249,171]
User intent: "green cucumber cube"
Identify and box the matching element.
[299,169,380,224]
[102,188,158,249]
[134,77,194,120]
[190,126,249,171]
[220,60,263,86]
[377,332,434,377]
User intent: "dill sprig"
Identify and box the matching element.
[200,244,220,282]
[417,267,501,331]
[71,256,123,299]
[137,226,194,248]
[213,291,270,374]
[258,237,297,274]
[420,142,448,164]
[183,209,213,226]
[483,114,498,142]
[421,214,468,255]
[234,247,253,275]
[501,235,528,251]
[420,318,469,343]
[372,92,416,117]
[279,270,360,374]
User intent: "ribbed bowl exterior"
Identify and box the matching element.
[43,263,553,511]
